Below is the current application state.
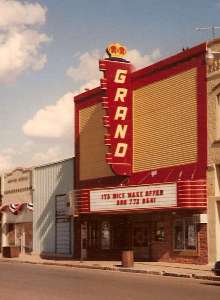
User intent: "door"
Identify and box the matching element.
[81,222,87,260]
[15,224,23,253]
[133,224,150,260]
[55,195,71,255]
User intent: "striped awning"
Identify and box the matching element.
[0,202,33,214]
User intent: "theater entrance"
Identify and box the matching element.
[133,223,150,260]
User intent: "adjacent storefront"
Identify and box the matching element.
[0,168,33,254]
[33,158,74,258]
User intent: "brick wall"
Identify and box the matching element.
[75,213,208,264]
[151,215,208,265]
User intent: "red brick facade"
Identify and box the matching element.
[150,215,208,264]
[74,211,208,264]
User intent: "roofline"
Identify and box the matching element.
[34,156,74,170]
[207,37,220,47]
[74,86,101,104]
[2,167,33,177]
[73,42,207,103]
[132,42,206,81]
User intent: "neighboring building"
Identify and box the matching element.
[0,176,2,251]
[74,40,220,265]
[207,39,220,264]
[33,158,74,258]
[0,168,33,254]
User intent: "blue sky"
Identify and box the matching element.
[0,0,220,171]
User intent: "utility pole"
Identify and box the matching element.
[196,26,220,39]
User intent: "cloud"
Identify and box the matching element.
[0,138,74,174]
[66,48,161,84]
[23,47,161,141]
[23,92,74,138]
[0,142,73,172]
[0,29,49,83]
[0,142,36,172]
[30,146,64,166]
[0,0,49,83]
[0,152,14,172]
[22,82,104,141]
[19,46,161,168]
[0,0,46,29]
[127,48,161,69]
[66,50,102,83]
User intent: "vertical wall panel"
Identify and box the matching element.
[79,103,114,180]
[33,158,74,255]
[133,68,198,172]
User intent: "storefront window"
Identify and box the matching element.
[88,222,98,249]
[155,222,165,241]
[185,222,197,250]
[173,219,197,251]
[101,221,111,250]
[174,221,184,250]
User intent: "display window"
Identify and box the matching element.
[88,221,99,249]
[101,221,111,250]
[87,220,128,251]
[155,222,165,242]
[173,219,197,251]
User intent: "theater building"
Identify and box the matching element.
[74,40,220,264]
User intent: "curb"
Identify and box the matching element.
[192,274,220,281]
[163,271,192,279]
[1,258,220,282]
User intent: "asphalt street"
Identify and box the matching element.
[0,262,219,300]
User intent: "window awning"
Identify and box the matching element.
[0,202,33,214]
[0,203,33,223]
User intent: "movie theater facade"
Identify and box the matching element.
[74,40,220,264]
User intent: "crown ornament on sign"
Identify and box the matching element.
[106,43,127,60]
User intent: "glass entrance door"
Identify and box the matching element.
[133,224,150,260]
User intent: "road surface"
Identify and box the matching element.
[0,262,219,300]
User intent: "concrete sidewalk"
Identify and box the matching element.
[0,254,219,281]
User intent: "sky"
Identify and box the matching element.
[0,0,220,172]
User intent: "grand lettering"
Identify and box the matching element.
[113,69,128,158]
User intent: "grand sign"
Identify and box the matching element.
[99,43,133,176]
[90,183,177,212]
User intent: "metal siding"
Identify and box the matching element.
[133,68,198,172]
[56,222,71,254]
[33,159,74,255]
[79,103,114,180]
